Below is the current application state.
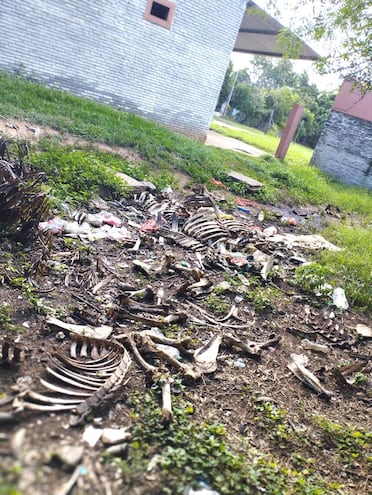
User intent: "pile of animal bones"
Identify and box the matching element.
[2,185,369,426]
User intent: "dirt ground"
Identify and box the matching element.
[0,125,371,495]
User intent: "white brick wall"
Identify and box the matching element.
[312,111,372,190]
[0,0,246,138]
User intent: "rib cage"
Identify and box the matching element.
[18,334,131,422]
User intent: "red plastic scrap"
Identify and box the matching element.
[229,257,248,267]
[211,177,227,189]
[234,197,262,209]
[139,218,159,233]
[100,212,122,227]
[39,217,66,234]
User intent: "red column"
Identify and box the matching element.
[275,103,304,160]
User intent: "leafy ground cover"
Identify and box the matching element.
[0,73,371,494]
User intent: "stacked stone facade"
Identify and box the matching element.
[312,111,372,189]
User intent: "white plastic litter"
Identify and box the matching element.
[332,287,349,310]
[39,217,66,234]
[268,233,342,251]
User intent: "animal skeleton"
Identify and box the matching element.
[13,334,131,424]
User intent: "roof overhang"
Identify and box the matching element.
[234,1,320,61]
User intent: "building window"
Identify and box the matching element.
[144,0,175,29]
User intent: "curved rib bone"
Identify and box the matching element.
[16,334,131,423]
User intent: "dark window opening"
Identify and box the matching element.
[150,2,170,20]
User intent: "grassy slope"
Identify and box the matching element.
[1,71,371,313]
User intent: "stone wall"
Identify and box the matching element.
[312,111,372,189]
[0,0,246,139]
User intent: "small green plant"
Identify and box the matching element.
[0,303,14,331]
[253,400,291,443]
[9,277,49,315]
[313,416,372,466]
[249,285,281,313]
[294,263,333,297]
[205,294,229,316]
[32,145,129,204]
[0,461,23,495]
[111,391,344,495]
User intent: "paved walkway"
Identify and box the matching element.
[205,129,265,157]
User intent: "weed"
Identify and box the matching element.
[204,294,229,315]
[9,277,49,315]
[0,461,23,495]
[112,391,345,495]
[294,263,333,298]
[313,416,372,467]
[31,145,130,204]
[249,285,281,313]
[0,303,14,331]
[317,224,372,313]
[253,400,291,443]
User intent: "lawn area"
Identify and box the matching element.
[211,117,313,167]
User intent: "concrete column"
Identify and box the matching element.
[275,103,304,159]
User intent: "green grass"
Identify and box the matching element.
[212,117,313,166]
[115,390,345,495]
[318,224,372,313]
[1,71,371,314]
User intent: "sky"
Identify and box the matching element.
[230,0,343,92]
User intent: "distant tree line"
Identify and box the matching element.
[217,56,336,148]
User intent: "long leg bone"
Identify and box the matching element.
[160,376,174,424]
[288,353,333,399]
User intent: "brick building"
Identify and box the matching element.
[0,1,317,139]
[311,81,372,189]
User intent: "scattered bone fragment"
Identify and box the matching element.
[260,255,275,281]
[10,427,26,460]
[335,361,368,386]
[332,287,349,310]
[193,335,222,374]
[0,412,18,423]
[185,301,253,330]
[46,316,113,339]
[1,341,24,364]
[160,376,174,424]
[355,323,372,338]
[101,428,131,445]
[139,333,200,380]
[223,333,281,357]
[119,295,170,315]
[52,445,84,467]
[288,354,333,399]
[301,339,329,354]
[132,254,174,276]
[104,442,129,456]
[82,425,103,447]
[54,464,88,495]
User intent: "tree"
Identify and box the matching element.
[264,86,300,128]
[251,56,296,89]
[230,82,265,126]
[267,0,372,90]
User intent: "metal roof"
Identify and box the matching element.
[234,1,319,61]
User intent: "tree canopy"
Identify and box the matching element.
[217,57,336,148]
[267,0,372,90]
